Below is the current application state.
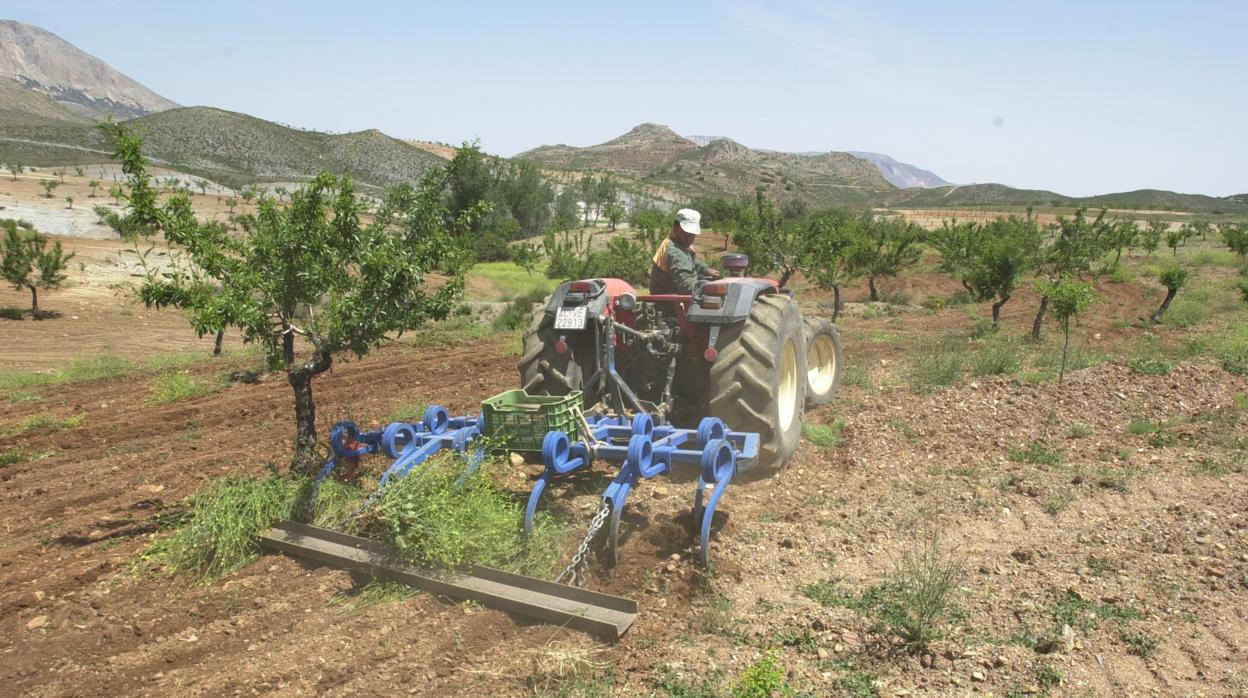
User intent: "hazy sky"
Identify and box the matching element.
[5,0,1245,196]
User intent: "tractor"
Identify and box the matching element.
[518,253,844,471]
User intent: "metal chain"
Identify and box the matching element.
[555,500,611,587]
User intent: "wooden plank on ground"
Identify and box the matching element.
[259,520,637,640]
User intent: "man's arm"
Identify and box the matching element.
[665,246,701,294]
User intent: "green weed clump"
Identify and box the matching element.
[803,420,846,451]
[142,474,306,580]
[147,372,220,404]
[1008,440,1064,467]
[492,288,548,331]
[731,652,791,698]
[365,457,564,576]
[0,447,26,467]
[1128,356,1172,375]
[971,337,1021,376]
[328,579,417,613]
[907,347,963,392]
[803,536,964,654]
[5,411,85,436]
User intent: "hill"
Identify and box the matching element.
[0,106,446,190]
[519,124,896,205]
[848,151,950,189]
[0,20,178,119]
[889,183,1248,214]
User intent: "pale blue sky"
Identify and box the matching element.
[4,1,1245,196]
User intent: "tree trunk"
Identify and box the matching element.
[288,349,332,474]
[1030,295,1049,341]
[868,276,879,302]
[1059,319,1071,385]
[778,268,794,288]
[29,286,39,318]
[831,285,841,323]
[991,294,1009,329]
[1150,287,1178,324]
[213,329,225,356]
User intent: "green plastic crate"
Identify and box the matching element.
[480,389,582,452]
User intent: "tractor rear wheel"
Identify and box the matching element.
[803,317,843,408]
[708,294,807,472]
[517,307,589,402]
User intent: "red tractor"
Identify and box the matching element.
[519,254,843,471]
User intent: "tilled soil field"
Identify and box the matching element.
[2,332,1246,696]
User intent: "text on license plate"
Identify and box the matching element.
[554,306,588,330]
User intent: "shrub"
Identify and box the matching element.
[879,289,912,306]
[945,289,973,306]
[147,372,219,404]
[492,288,548,331]
[920,295,945,311]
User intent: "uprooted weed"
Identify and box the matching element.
[362,456,566,577]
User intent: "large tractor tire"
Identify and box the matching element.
[708,294,807,472]
[517,307,589,401]
[803,317,844,408]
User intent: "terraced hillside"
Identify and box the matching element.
[0,106,446,190]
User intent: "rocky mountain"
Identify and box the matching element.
[848,151,950,189]
[0,20,178,120]
[518,123,700,177]
[520,124,896,205]
[0,71,91,125]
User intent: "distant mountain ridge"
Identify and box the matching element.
[847,151,950,189]
[0,20,178,119]
[520,125,895,205]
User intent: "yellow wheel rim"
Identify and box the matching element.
[807,334,837,396]
[778,338,798,431]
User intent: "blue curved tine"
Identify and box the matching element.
[696,439,736,565]
[693,417,727,530]
[603,434,653,566]
[524,431,588,538]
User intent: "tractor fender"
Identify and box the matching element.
[686,279,777,325]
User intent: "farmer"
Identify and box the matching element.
[648,208,721,294]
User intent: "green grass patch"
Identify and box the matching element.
[5,411,85,436]
[1033,344,1104,373]
[1095,468,1132,493]
[0,447,26,467]
[1127,419,1160,435]
[841,364,870,388]
[1121,630,1160,658]
[144,351,215,372]
[1040,492,1073,516]
[1128,356,1172,375]
[492,288,548,331]
[971,336,1022,376]
[1107,265,1136,284]
[407,317,496,349]
[1067,422,1093,438]
[906,347,963,393]
[731,652,791,698]
[1008,440,1063,467]
[1086,555,1116,576]
[328,579,418,613]
[833,670,879,698]
[147,372,220,404]
[383,401,428,424]
[1050,589,1142,632]
[60,354,133,381]
[1162,296,1211,328]
[1191,458,1231,476]
[1184,249,1241,267]
[469,261,557,301]
[803,420,846,451]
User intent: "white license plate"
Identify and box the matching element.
[554,306,588,330]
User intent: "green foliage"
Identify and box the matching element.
[845,213,923,301]
[1128,356,1172,375]
[1050,589,1141,631]
[629,204,672,249]
[730,653,791,698]
[1121,631,1159,658]
[1035,664,1062,689]
[803,420,846,451]
[104,123,482,470]
[5,411,85,436]
[1008,440,1063,466]
[1045,277,1094,383]
[328,579,418,613]
[0,446,27,467]
[1222,222,1248,256]
[544,227,650,285]
[972,336,1022,376]
[147,371,220,404]
[930,214,1042,326]
[906,346,963,392]
[1,222,75,314]
[366,457,563,575]
[493,288,548,331]
[804,537,964,654]
[142,474,305,580]
[731,187,813,287]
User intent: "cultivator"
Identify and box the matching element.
[262,259,844,638]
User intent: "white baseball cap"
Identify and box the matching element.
[676,208,702,235]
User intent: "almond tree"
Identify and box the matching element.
[1,222,74,317]
[847,213,923,302]
[1030,208,1110,340]
[1046,277,1093,384]
[7,163,21,181]
[1150,267,1188,323]
[104,123,482,472]
[40,179,59,198]
[933,214,1042,328]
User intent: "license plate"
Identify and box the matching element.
[554,306,588,330]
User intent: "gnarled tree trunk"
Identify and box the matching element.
[991,294,1009,329]
[1150,287,1178,324]
[831,285,842,322]
[288,348,332,474]
[868,276,879,302]
[1031,295,1049,341]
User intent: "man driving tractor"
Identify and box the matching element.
[649,208,721,294]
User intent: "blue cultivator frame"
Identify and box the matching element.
[313,405,759,569]
[526,413,758,565]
